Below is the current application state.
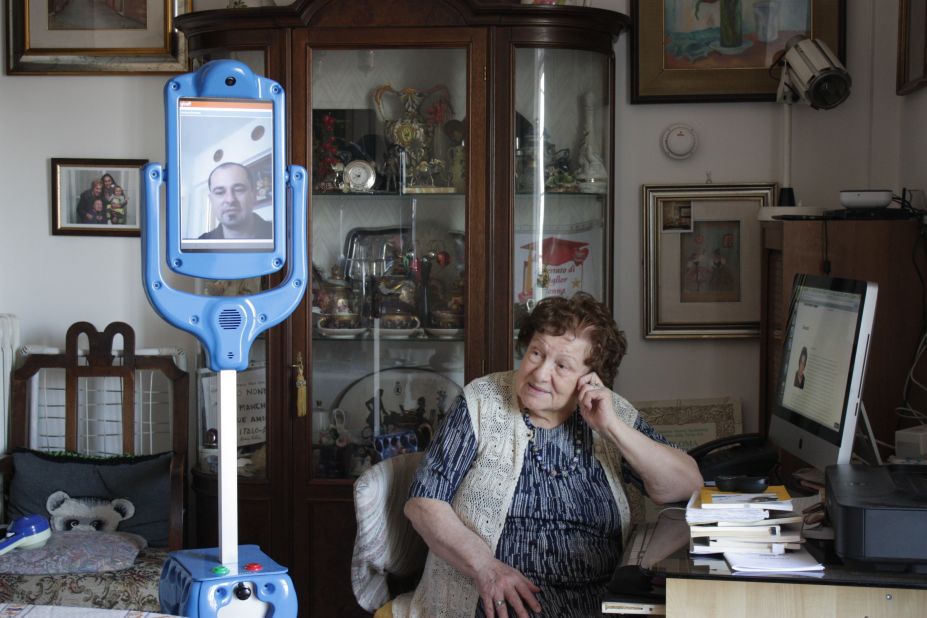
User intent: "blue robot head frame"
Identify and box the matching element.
[141,60,308,371]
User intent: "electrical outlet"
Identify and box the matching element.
[909,189,927,211]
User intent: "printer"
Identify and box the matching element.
[826,464,927,572]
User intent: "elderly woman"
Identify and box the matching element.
[394,292,702,618]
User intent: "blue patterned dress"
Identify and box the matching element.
[408,396,676,618]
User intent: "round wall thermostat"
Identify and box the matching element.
[661,124,698,160]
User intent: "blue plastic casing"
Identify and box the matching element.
[142,61,308,371]
[160,545,297,618]
[163,60,287,280]
[142,162,307,371]
[0,514,51,556]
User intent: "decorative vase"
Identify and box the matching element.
[753,0,780,43]
[577,91,607,194]
[374,84,452,187]
[720,0,743,48]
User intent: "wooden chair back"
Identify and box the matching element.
[6,321,189,550]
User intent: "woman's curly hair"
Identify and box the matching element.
[516,292,627,385]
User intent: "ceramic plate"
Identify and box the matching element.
[425,328,463,340]
[332,366,464,438]
[317,326,368,339]
[375,327,421,339]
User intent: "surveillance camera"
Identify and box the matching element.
[776,36,851,110]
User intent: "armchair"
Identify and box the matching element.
[351,451,428,613]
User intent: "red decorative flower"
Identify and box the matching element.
[425,99,451,126]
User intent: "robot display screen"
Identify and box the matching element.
[178,97,274,252]
[769,274,877,470]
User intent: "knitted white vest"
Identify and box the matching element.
[392,371,638,618]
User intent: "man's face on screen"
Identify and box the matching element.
[208,164,256,231]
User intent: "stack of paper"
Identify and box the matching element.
[685,486,806,555]
[685,486,793,521]
[689,520,804,555]
[699,486,794,511]
[723,547,824,573]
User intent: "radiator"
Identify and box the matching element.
[0,314,20,454]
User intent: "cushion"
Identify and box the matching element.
[7,449,172,547]
[0,530,146,574]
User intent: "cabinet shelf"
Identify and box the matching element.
[313,333,464,342]
[514,190,606,197]
[313,190,465,198]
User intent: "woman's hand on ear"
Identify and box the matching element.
[576,372,614,433]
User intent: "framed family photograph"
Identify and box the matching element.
[51,158,147,237]
[643,183,777,339]
[7,0,189,74]
[631,0,846,103]
[897,0,927,95]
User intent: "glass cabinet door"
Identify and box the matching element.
[309,48,468,479]
[513,48,611,335]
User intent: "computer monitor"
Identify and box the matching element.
[768,274,878,470]
[177,97,275,253]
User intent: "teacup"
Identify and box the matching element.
[381,314,420,330]
[430,309,464,329]
[319,313,361,329]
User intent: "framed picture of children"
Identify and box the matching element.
[51,158,147,237]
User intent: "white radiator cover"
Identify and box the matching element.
[0,314,21,454]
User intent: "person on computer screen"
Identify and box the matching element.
[794,346,808,390]
[199,162,271,240]
[398,292,703,618]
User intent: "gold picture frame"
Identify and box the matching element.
[7,0,190,74]
[631,0,846,103]
[643,183,776,339]
[897,0,927,95]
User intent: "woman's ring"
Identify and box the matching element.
[495,599,505,607]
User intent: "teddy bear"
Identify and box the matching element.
[45,490,135,533]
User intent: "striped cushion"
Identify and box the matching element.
[351,452,428,612]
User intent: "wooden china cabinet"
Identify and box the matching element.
[176,1,627,615]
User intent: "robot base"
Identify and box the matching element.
[160,545,297,618]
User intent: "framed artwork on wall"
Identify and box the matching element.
[642,183,777,339]
[631,0,846,103]
[51,158,148,237]
[897,0,927,95]
[7,0,189,74]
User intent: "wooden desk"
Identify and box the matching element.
[666,578,924,617]
[635,514,927,618]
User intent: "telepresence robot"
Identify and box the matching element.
[142,60,306,618]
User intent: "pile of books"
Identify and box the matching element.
[685,485,804,555]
